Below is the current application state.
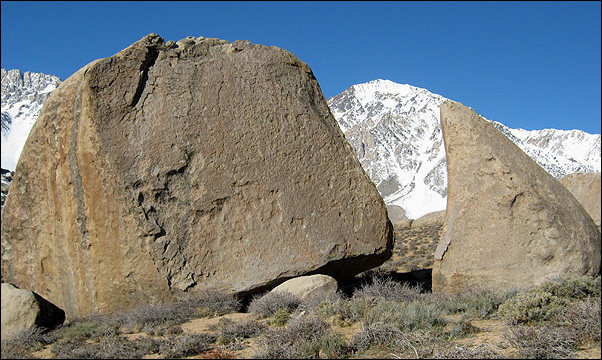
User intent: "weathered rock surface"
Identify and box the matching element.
[0,34,392,318]
[560,172,601,230]
[1,282,65,340]
[270,274,338,301]
[433,101,601,293]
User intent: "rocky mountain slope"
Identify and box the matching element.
[1,68,62,171]
[328,79,601,219]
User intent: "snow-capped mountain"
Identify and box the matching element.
[328,79,601,219]
[1,68,62,171]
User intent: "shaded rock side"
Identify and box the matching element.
[560,172,601,230]
[433,101,600,293]
[378,210,444,273]
[1,34,392,318]
[1,282,65,341]
[270,274,338,301]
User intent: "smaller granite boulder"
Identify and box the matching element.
[387,205,412,229]
[270,274,338,301]
[560,172,601,229]
[412,210,445,228]
[1,282,65,340]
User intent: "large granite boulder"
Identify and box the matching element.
[560,172,601,230]
[433,101,600,293]
[1,34,392,318]
[1,282,65,340]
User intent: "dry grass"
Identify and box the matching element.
[0,326,50,359]
[1,275,599,359]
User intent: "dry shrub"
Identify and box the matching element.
[159,333,217,359]
[112,290,239,334]
[298,289,346,314]
[53,317,119,341]
[51,334,162,359]
[0,326,50,359]
[424,287,513,319]
[113,301,187,334]
[314,293,351,322]
[498,291,567,325]
[253,314,342,358]
[499,275,601,326]
[352,275,422,302]
[505,325,576,359]
[381,329,451,359]
[433,343,505,359]
[248,290,301,317]
[395,300,446,332]
[177,290,241,317]
[316,293,446,333]
[214,317,267,347]
[554,297,601,345]
[196,348,237,359]
[315,332,350,359]
[538,275,601,300]
[351,322,404,351]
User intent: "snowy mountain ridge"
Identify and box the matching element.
[1,71,600,220]
[1,68,62,171]
[328,79,601,219]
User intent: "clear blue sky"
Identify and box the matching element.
[2,1,600,133]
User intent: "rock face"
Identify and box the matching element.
[560,172,601,229]
[1,34,392,318]
[270,274,338,301]
[433,101,601,293]
[1,282,65,340]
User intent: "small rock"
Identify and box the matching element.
[387,205,411,229]
[1,282,65,341]
[271,274,338,301]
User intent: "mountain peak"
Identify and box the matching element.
[1,68,62,170]
[351,79,417,97]
[328,79,601,219]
